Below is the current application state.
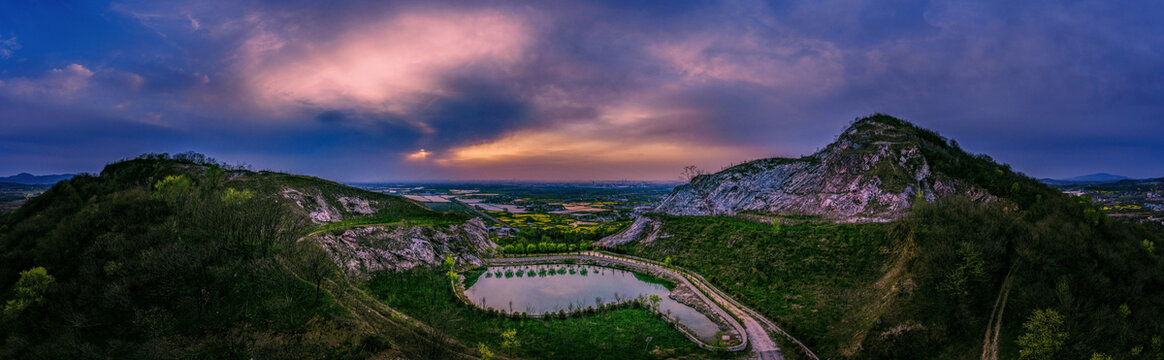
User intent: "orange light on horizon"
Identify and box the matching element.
[407,149,430,160]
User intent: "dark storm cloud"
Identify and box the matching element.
[416,78,532,148]
[0,0,1162,180]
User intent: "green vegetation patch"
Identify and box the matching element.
[620,214,894,354]
[462,268,488,289]
[632,271,676,291]
[312,212,469,233]
[870,158,911,193]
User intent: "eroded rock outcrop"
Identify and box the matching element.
[597,216,665,247]
[313,218,497,277]
[281,187,398,223]
[282,187,349,223]
[281,181,495,276]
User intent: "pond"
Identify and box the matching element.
[464,264,723,342]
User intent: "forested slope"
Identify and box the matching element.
[0,153,479,359]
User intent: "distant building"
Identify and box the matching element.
[487,226,520,237]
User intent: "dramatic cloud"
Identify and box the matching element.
[238,9,534,117]
[0,0,1162,180]
[652,33,845,94]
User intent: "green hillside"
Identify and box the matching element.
[618,115,1164,359]
[0,152,721,360]
[0,153,471,359]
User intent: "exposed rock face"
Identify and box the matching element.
[314,218,497,277]
[596,216,665,247]
[282,187,346,223]
[654,117,992,222]
[281,182,495,276]
[281,188,384,223]
[337,196,375,215]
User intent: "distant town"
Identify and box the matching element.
[349,182,679,240]
[1048,178,1164,226]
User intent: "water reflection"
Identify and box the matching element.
[465,264,722,342]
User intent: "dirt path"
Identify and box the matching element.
[697,281,783,360]
[683,267,813,360]
[981,265,1016,360]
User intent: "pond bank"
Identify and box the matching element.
[469,254,749,353]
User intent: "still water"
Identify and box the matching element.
[464,264,722,342]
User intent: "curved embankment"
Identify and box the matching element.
[476,251,808,360]
[601,251,820,360]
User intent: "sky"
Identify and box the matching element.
[1,0,1162,181]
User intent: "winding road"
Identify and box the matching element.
[485,251,814,360]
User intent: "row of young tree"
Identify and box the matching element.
[497,241,593,255]
[504,226,622,245]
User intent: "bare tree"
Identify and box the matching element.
[680,165,705,182]
[295,241,336,305]
[680,165,717,214]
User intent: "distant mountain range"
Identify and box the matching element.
[1040,173,1131,185]
[0,172,74,185]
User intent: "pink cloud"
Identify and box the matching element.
[0,64,94,98]
[236,9,534,117]
[652,32,846,95]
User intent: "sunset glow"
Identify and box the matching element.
[408,149,431,160]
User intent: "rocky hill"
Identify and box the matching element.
[604,114,1009,246]
[657,114,993,221]
[601,116,1164,360]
